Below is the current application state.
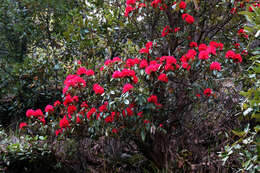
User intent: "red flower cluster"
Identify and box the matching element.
[125,1,135,17]
[139,41,154,54]
[147,95,162,107]
[123,83,134,93]
[63,75,86,94]
[225,50,242,63]
[59,116,70,128]
[151,0,162,8]
[76,67,94,76]
[179,1,186,9]
[182,13,194,24]
[203,88,212,97]
[99,102,108,112]
[93,84,104,95]
[87,108,97,119]
[126,58,140,68]
[145,63,160,75]
[139,59,148,68]
[45,105,54,113]
[189,42,198,48]
[161,25,172,37]
[54,100,61,107]
[158,73,168,83]
[210,62,221,71]
[19,122,27,129]
[25,109,45,124]
[237,28,248,39]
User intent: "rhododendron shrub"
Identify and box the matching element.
[18,0,256,170]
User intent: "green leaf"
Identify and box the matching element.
[124,99,129,105]
[243,108,253,116]
[141,130,146,142]
[254,125,260,132]
[232,130,246,137]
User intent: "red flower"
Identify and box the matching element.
[104,59,112,66]
[198,44,207,52]
[179,1,186,9]
[59,116,70,128]
[147,95,162,106]
[185,49,197,60]
[123,83,134,93]
[145,64,160,75]
[133,75,139,84]
[241,49,248,56]
[122,69,135,77]
[237,28,248,39]
[225,50,236,59]
[233,54,242,63]
[182,62,189,69]
[139,59,148,68]
[198,51,209,60]
[203,88,212,97]
[19,122,27,129]
[54,100,61,107]
[125,5,135,17]
[148,95,158,103]
[126,0,136,5]
[112,71,123,78]
[237,28,245,35]
[26,109,35,118]
[139,3,146,8]
[85,69,94,76]
[112,128,118,133]
[158,73,168,83]
[165,56,177,65]
[174,27,180,32]
[81,101,89,109]
[67,105,77,114]
[87,108,96,119]
[126,107,134,116]
[206,45,216,55]
[34,109,44,117]
[196,94,201,98]
[99,102,108,112]
[230,7,237,14]
[55,129,63,136]
[161,25,172,37]
[126,58,140,68]
[189,42,198,48]
[159,4,167,11]
[210,62,221,71]
[45,105,54,113]
[76,116,81,124]
[112,57,122,63]
[64,75,86,88]
[151,0,162,8]
[38,117,45,125]
[63,94,73,107]
[182,13,194,24]
[93,84,104,95]
[76,67,87,75]
[139,41,154,54]
[139,48,149,54]
[249,6,253,12]
[164,64,174,71]
[137,111,143,117]
[72,96,79,102]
